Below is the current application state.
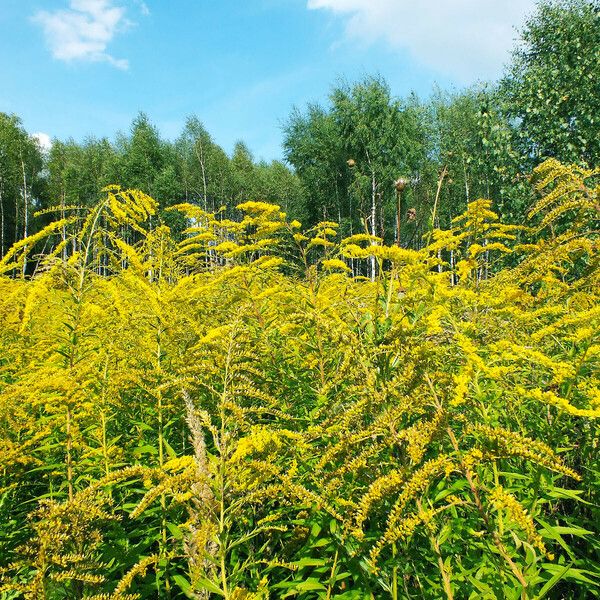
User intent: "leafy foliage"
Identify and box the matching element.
[501,0,600,165]
[0,159,598,599]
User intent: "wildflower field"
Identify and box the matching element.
[0,159,598,599]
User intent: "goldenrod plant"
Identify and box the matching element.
[0,159,598,599]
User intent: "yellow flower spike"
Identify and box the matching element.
[321,258,351,273]
[489,486,550,557]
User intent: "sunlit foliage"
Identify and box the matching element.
[0,160,598,599]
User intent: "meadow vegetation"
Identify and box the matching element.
[0,158,597,599]
[0,1,599,598]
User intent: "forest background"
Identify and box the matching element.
[1,0,597,260]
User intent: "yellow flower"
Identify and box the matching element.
[321,258,351,273]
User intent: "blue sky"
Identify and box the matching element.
[0,0,536,161]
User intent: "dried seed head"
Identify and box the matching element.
[395,178,408,192]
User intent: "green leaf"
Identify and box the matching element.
[533,563,572,599]
[172,574,194,597]
[163,437,178,459]
[294,580,327,591]
[133,444,158,456]
[292,557,327,568]
[194,576,225,596]
[541,564,599,587]
[545,488,592,505]
[166,522,184,540]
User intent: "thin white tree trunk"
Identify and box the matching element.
[0,181,4,259]
[435,217,442,273]
[462,156,470,204]
[21,156,28,277]
[14,188,19,252]
[61,189,67,261]
[370,171,376,282]
[195,142,208,211]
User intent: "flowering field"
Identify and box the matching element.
[0,159,598,599]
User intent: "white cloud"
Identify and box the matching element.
[133,0,150,16]
[32,132,53,153]
[33,0,130,69]
[307,0,537,82]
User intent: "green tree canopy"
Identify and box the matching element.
[0,113,45,260]
[501,0,600,165]
[284,77,427,243]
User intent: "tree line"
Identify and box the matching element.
[0,112,305,263]
[283,0,599,244]
[0,0,598,266]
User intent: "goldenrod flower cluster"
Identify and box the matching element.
[0,159,597,598]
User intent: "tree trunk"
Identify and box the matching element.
[0,180,4,259]
[14,188,19,252]
[462,156,470,204]
[370,171,376,282]
[395,188,402,246]
[21,156,28,277]
[62,189,67,261]
[195,142,208,212]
